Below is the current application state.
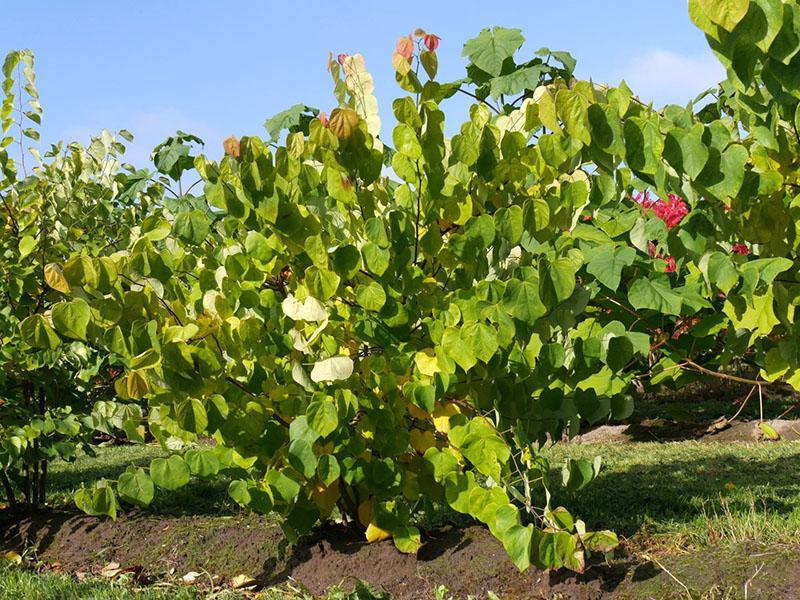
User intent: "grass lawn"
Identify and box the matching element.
[3,439,800,598]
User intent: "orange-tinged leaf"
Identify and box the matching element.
[395,35,414,60]
[223,136,240,157]
[328,108,360,138]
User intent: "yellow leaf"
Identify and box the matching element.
[328,108,360,138]
[126,371,150,400]
[44,263,71,294]
[311,480,340,516]
[357,498,374,528]
[410,428,437,454]
[414,349,440,377]
[407,403,429,420]
[392,51,411,75]
[365,522,392,543]
[2,551,21,566]
[432,402,461,434]
[230,574,256,589]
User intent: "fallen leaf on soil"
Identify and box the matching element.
[757,422,781,440]
[705,416,730,434]
[100,561,122,578]
[181,571,202,584]
[230,574,257,588]
[2,551,21,566]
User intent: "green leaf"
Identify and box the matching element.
[488,65,545,99]
[698,0,749,31]
[150,455,191,490]
[288,439,317,478]
[503,279,546,324]
[19,315,61,350]
[62,256,98,288]
[245,231,272,262]
[392,525,422,553]
[586,246,636,292]
[461,321,499,364]
[173,210,210,245]
[462,27,525,77]
[264,103,316,142]
[175,398,208,434]
[441,327,477,372]
[228,480,252,506]
[185,449,220,477]
[317,455,340,486]
[307,396,339,438]
[51,298,91,340]
[355,282,387,311]
[627,278,682,316]
[117,468,155,507]
[540,258,577,306]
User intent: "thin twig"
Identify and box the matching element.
[642,553,692,600]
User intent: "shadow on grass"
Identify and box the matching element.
[555,449,800,540]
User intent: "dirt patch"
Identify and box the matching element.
[573,419,800,444]
[2,509,800,599]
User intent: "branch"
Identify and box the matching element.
[456,88,501,115]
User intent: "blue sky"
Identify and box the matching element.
[1,1,723,166]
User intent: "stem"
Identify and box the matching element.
[37,385,47,506]
[16,62,27,178]
[0,468,16,506]
[456,88,501,115]
[413,160,422,264]
[0,193,19,235]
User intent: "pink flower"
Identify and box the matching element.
[732,243,749,255]
[631,190,657,209]
[582,214,592,222]
[648,241,658,258]
[652,194,688,230]
[631,191,688,230]
[664,255,676,273]
[423,33,441,52]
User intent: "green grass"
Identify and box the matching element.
[0,567,214,600]
[44,444,233,515]
[544,440,800,552]
[0,568,392,600]
[35,439,800,555]
[5,439,800,597]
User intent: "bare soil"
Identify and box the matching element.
[573,418,800,444]
[2,508,800,599]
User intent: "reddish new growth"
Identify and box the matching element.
[732,243,749,255]
[424,33,441,52]
[649,241,676,273]
[395,35,414,61]
[337,53,349,66]
[631,191,689,230]
[319,111,329,127]
[672,317,700,340]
